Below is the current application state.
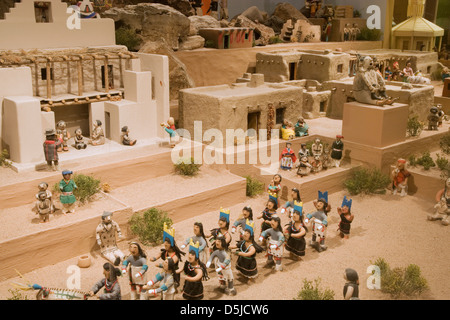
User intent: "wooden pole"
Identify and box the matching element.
[104,56,109,93]
[93,58,98,91]
[46,61,51,99]
[77,58,83,96]
[34,61,40,97]
[67,60,71,94]
[119,56,124,88]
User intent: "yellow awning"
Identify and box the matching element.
[392,16,444,37]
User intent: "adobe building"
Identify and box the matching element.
[198,27,254,49]
[280,19,321,43]
[0,0,169,166]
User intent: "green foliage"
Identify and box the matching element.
[353,10,361,18]
[174,157,201,176]
[415,151,436,170]
[53,174,101,204]
[357,27,382,41]
[440,132,450,155]
[7,289,28,300]
[406,115,424,137]
[435,154,450,178]
[294,278,335,300]
[129,208,173,246]
[268,36,284,44]
[115,26,142,52]
[343,167,390,195]
[372,257,428,298]
[245,176,264,197]
[0,149,12,168]
[408,154,417,167]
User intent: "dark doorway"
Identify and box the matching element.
[224,35,230,49]
[289,62,297,80]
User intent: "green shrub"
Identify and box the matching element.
[436,154,450,178]
[440,132,450,155]
[294,278,335,300]
[1,149,12,168]
[415,151,435,170]
[174,157,201,176]
[115,27,142,51]
[344,167,391,195]
[372,257,428,298]
[7,289,28,300]
[406,115,424,137]
[53,173,101,204]
[268,36,284,44]
[245,176,264,197]
[129,208,173,246]
[357,27,382,41]
[408,154,417,167]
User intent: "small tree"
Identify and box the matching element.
[440,132,450,155]
[174,157,201,176]
[1,149,12,168]
[294,278,335,300]
[129,208,173,246]
[115,26,142,52]
[245,176,264,197]
[344,167,391,195]
[53,173,101,204]
[406,115,424,137]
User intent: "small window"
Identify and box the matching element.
[41,68,53,81]
[337,64,343,73]
[402,40,410,50]
[35,2,51,23]
[427,66,431,73]
[245,32,249,40]
[276,108,285,125]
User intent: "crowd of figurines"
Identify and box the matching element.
[279,133,344,176]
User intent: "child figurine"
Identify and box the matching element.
[280,142,297,171]
[294,117,309,137]
[206,236,236,295]
[232,220,263,280]
[343,268,360,300]
[305,191,331,252]
[95,211,125,266]
[73,128,87,150]
[181,222,209,265]
[36,182,54,213]
[391,158,410,196]
[427,106,439,131]
[337,196,354,239]
[35,191,51,223]
[281,119,295,140]
[257,198,278,238]
[160,117,179,148]
[281,187,303,218]
[297,156,312,177]
[89,263,122,300]
[231,205,254,241]
[43,128,61,171]
[298,143,310,159]
[177,240,209,300]
[267,174,282,206]
[437,104,445,127]
[121,242,149,300]
[428,177,450,226]
[283,210,307,260]
[143,257,177,300]
[331,135,344,167]
[59,170,77,214]
[322,148,332,170]
[311,138,323,157]
[311,155,323,174]
[89,120,105,146]
[259,216,285,271]
[120,126,137,146]
[56,120,70,152]
[207,208,232,252]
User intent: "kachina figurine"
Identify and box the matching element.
[160,117,179,148]
[428,177,450,226]
[311,138,323,157]
[43,128,61,171]
[281,187,303,218]
[181,222,209,265]
[56,120,70,152]
[143,257,177,300]
[121,242,149,300]
[59,170,77,214]
[231,205,254,241]
[35,191,52,223]
[73,128,87,150]
[36,182,54,213]
[89,262,122,300]
[427,106,440,131]
[283,209,307,260]
[305,191,330,252]
[343,268,360,300]
[298,143,310,159]
[121,126,137,146]
[95,211,125,266]
[296,155,312,177]
[337,196,354,239]
[294,117,309,137]
[331,135,344,167]
[259,216,285,271]
[280,142,297,171]
[206,236,236,295]
[89,120,105,146]
[391,158,410,196]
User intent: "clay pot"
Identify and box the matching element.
[77,255,91,268]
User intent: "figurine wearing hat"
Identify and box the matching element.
[337,196,354,239]
[120,126,137,146]
[305,191,331,252]
[331,135,344,167]
[96,211,125,266]
[391,158,410,196]
[59,170,77,214]
[160,117,179,148]
[43,128,61,171]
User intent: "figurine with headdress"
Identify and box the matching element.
[208,208,232,252]
[121,242,148,300]
[231,205,254,240]
[281,187,302,218]
[337,196,354,239]
[206,234,236,295]
[305,191,331,252]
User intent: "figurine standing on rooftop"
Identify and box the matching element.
[220,0,228,20]
[207,0,219,20]
[56,120,70,152]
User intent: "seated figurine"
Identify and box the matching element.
[390,159,410,196]
[427,106,439,131]
[322,148,331,170]
[442,67,450,82]
[160,117,179,148]
[294,117,309,137]
[310,155,323,174]
[56,120,70,152]
[296,156,312,177]
[281,119,295,140]
[428,177,450,226]
[74,128,87,150]
[89,120,105,146]
[121,126,137,146]
[298,143,310,159]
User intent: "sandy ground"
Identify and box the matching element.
[1,189,448,300]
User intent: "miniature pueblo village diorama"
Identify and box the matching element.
[0,0,449,302]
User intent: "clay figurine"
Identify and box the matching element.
[391,158,410,196]
[143,257,177,300]
[297,156,312,177]
[311,155,323,173]
[207,208,232,251]
[323,17,332,42]
[206,236,236,295]
[190,0,203,16]
[43,128,61,171]
[36,181,54,213]
[331,135,344,167]
[259,216,285,271]
[95,211,125,266]
[121,126,137,146]
[232,220,263,280]
[343,23,350,41]
[322,148,332,169]
[427,106,439,130]
[280,142,297,171]
[311,138,323,157]
[73,128,87,150]
[352,23,360,41]
[437,104,445,127]
[281,119,295,140]
[161,117,179,148]
[89,120,105,146]
[343,268,360,300]
[59,170,77,214]
[298,143,310,159]
[257,198,278,237]
[283,209,307,260]
[281,187,303,218]
[35,191,51,223]
[428,177,450,226]
[403,62,414,78]
[121,242,148,300]
[220,0,228,20]
[89,263,122,300]
[337,196,354,239]
[231,205,254,241]
[295,117,309,137]
[56,120,70,152]
[181,222,209,265]
[305,191,330,252]
[442,67,450,82]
